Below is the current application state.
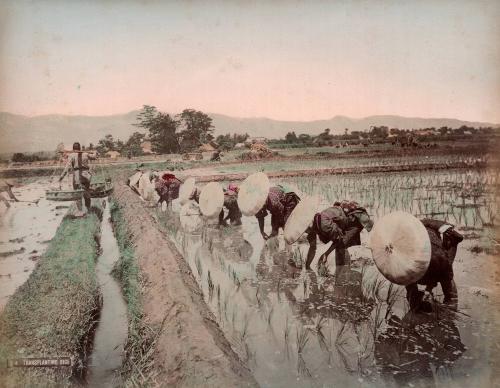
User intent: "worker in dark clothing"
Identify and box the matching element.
[406,219,463,311]
[219,184,242,226]
[154,172,181,209]
[189,186,201,204]
[210,150,222,161]
[304,201,373,270]
[256,185,300,240]
[59,142,96,216]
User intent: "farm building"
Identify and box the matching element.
[198,143,216,152]
[141,140,154,154]
[105,150,121,159]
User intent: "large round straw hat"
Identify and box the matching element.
[199,182,224,218]
[369,211,431,286]
[180,202,203,233]
[238,172,270,216]
[179,177,196,205]
[284,195,321,244]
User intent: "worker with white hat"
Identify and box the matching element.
[406,219,463,311]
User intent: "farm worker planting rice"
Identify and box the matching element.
[369,211,463,313]
[302,201,373,269]
[405,219,463,311]
[255,185,301,240]
[0,180,20,207]
[154,172,181,209]
[189,186,202,203]
[219,183,242,226]
[58,142,96,216]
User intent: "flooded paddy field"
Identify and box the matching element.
[214,153,489,175]
[155,168,499,387]
[0,178,68,310]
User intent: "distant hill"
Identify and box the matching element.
[0,111,497,153]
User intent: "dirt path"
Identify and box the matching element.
[112,183,258,387]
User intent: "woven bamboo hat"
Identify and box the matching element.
[237,172,270,216]
[369,211,431,286]
[284,195,321,244]
[199,182,224,218]
[179,177,196,205]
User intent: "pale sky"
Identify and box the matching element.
[0,0,499,122]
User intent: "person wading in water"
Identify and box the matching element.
[219,183,242,226]
[406,219,463,311]
[256,185,301,240]
[303,201,373,270]
[59,142,96,217]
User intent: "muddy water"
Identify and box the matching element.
[0,178,67,311]
[158,169,499,388]
[87,202,128,387]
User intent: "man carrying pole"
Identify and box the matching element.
[59,142,96,217]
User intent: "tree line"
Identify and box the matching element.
[92,106,216,156]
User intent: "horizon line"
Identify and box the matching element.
[0,110,498,125]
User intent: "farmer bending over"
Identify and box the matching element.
[304,201,373,270]
[0,180,19,208]
[59,142,96,216]
[256,185,300,240]
[219,183,242,226]
[154,172,181,209]
[406,219,463,311]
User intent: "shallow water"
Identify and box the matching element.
[87,202,128,387]
[159,169,499,387]
[0,178,67,311]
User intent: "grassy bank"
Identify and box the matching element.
[0,206,102,387]
[109,199,156,387]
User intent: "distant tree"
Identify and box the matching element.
[96,134,116,154]
[285,131,298,143]
[344,128,349,136]
[123,132,146,157]
[298,133,312,143]
[88,143,94,150]
[177,109,214,151]
[216,134,234,151]
[134,105,180,154]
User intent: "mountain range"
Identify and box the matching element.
[0,111,497,153]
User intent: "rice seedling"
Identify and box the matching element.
[207,270,214,301]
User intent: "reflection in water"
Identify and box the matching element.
[156,206,491,388]
[375,310,465,387]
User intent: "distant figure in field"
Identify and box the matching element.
[59,142,96,216]
[210,150,222,161]
[256,185,300,240]
[406,219,463,311]
[0,180,19,208]
[304,201,373,270]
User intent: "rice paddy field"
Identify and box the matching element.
[156,167,499,388]
[214,154,487,175]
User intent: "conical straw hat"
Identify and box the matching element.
[284,195,321,244]
[238,172,270,216]
[369,211,431,286]
[199,182,224,218]
[180,202,202,232]
[179,177,196,205]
